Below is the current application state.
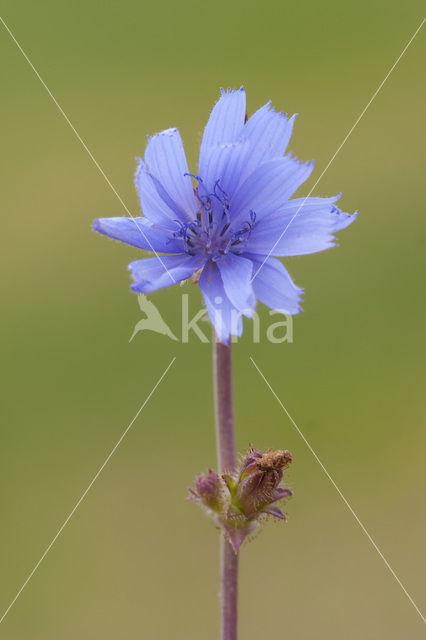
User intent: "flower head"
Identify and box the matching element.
[188,446,293,554]
[93,87,357,343]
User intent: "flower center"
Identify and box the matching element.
[174,178,256,260]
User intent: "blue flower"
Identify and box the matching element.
[93,87,357,343]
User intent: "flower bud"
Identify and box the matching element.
[188,446,292,554]
[188,469,222,511]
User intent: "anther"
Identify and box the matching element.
[219,222,231,237]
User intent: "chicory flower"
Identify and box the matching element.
[93,88,357,343]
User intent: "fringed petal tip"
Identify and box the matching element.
[332,208,358,231]
[292,303,304,315]
[290,157,314,170]
[220,86,245,96]
[147,127,178,140]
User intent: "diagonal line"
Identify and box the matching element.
[250,17,426,283]
[0,15,176,284]
[0,357,176,625]
[250,356,426,623]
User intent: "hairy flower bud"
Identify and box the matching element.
[187,469,222,512]
[188,446,292,554]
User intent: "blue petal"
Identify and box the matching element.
[135,160,183,227]
[244,253,303,314]
[237,102,296,184]
[200,105,296,203]
[230,156,314,226]
[144,128,197,221]
[199,261,243,344]
[199,88,246,180]
[129,254,204,293]
[197,141,250,200]
[216,253,256,316]
[245,196,358,256]
[93,216,182,253]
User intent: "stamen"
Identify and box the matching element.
[213,180,229,206]
[184,172,203,184]
[219,222,231,237]
[172,178,256,260]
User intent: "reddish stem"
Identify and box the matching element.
[213,336,238,640]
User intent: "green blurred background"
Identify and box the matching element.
[1,1,425,638]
